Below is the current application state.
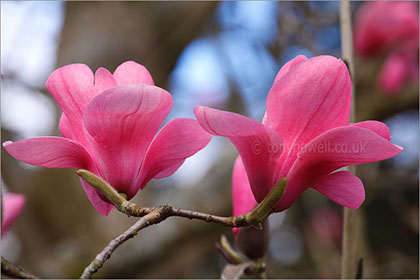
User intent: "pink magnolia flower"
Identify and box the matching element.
[3,61,211,215]
[2,193,26,235]
[195,55,403,212]
[354,1,419,94]
[377,51,419,95]
[354,1,419,57]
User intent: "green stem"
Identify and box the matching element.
[220,235,244,264]
[244,178,287,224]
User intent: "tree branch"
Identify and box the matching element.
[1,257,38,279]
[76,170,286,227]
[80,208,170,279]
[76,170,287,278]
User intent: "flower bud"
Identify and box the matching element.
[235,219,269,260]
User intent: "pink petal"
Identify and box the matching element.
[354,1,387,56]
[83,85,172,197]
[3,138,115,216]
[46,64,117,146]
[351,120,391,140]
[135,118,211,195]
[80,179,114,216]
[231,157,257,235]
[94,67,118,93]
[113,61,154,86]
[264,55,352,179]
[46,64,94,146]
[274,125,402,212]
[312,171,365,209]
[377,53,408,94]
[272,55,308,85]
[2,193,26,235]
[194,106,282,202]
[59,113,73,139]
[262,55,308,124]
[3,137,96,170]
[232,156,257,216]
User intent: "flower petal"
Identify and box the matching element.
[94,67,118,93]
[3,138,115,216]
[113,61,154,86]
[232,156,257,217]
[264,55,352,178]
[274,125,402,212]
[46,64,95,145]
[59,113,73,139]
[377,53,408,94]
[272,55,308,85]
[311,171,365,209]
[194,106,282,202]
[2,193,26,235]
[3,137,96,170]
[83,85,172,197]
[80,179,114,216]
[135,118,211,194]
[351,120,391,140]
[46,64,117,146]
[262,55,308,124]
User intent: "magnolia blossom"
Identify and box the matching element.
[195,55,403,212]
[354,1,419,56]
[377,51,419,94]
[4,62,211,215]
[354,1,419,94]
[2,193,26,235]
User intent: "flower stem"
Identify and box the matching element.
[244,178,286,224]
[219,234,244,264]
[340,1,358,279]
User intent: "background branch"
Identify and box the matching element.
[1,257,38,279]
[340,1,358,279]
[80,209,169,279]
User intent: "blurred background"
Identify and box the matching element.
[1,1,418,278]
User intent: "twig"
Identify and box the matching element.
[1,257,38,279]
[76,170,286,227]
[76,170,287,278]
[80,208,170,279]
[340,1,358,279]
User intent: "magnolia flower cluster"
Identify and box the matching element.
[4,56,402,221]
[354,1,419,94]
